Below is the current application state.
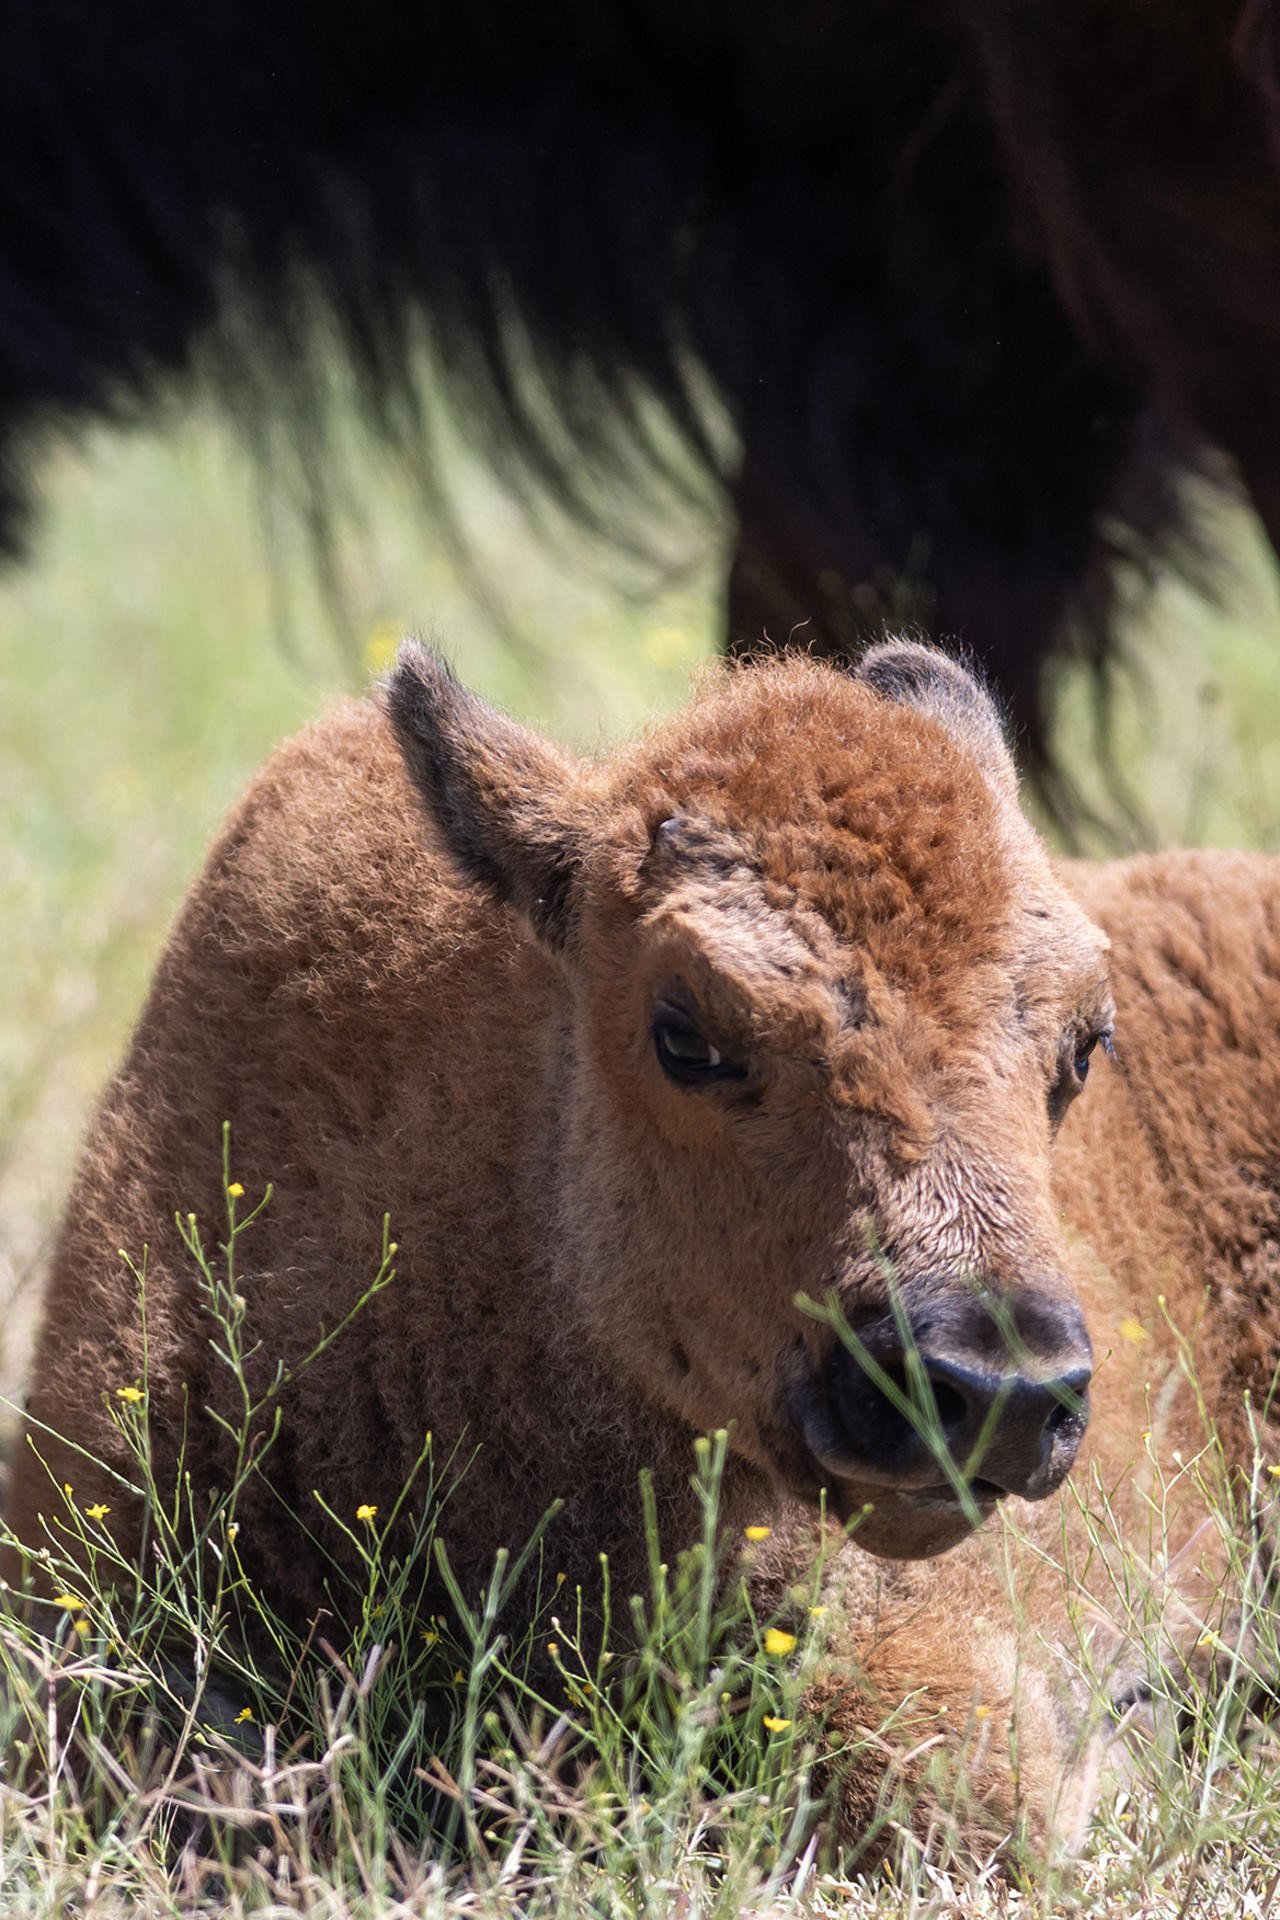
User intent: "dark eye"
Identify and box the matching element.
[1049,1026,1113,1123]
[1073,1034,1099,1084]
[653,1012,748,1087]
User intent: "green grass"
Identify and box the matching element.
[4,1148,1280,1919]
[4,394,1280,1915]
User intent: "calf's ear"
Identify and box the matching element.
[385,641,586,950]
[857,639,1017,801]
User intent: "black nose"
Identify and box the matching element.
[814,1284,1093,1503]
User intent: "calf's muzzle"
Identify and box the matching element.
[798,1283,1093,1510]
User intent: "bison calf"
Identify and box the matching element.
[6,643,1279,1849]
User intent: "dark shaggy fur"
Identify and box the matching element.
[3,4,1280,772]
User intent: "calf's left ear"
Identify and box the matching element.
[385,640,588,950]
[857,639,1018,802]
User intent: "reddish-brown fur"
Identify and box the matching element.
[7,645,1280,1850]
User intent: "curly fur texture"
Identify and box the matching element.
[8,644,1280,1852]
[3,5,1280,774]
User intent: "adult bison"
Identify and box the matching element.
[4,5,1280,776]
[6,642,1278,1848]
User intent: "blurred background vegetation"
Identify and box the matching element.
[3,393,1280,1447]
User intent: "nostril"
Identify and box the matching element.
[877,1359,967,1433]
[1045,1397,1081,1442]
[930,1379,967,1429]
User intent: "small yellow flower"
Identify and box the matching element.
[1197,1630,1222,1651]
[116,1385,144,1403]
[355,1503,378,1523]
[235,1706,254,1724]
[227,1522,240,1542]
[363,619,401,676]
[83,1503,110,1522]
[973,1704,991,1721]
[744,1525,772,1542]
[73,1618,90,1636]
[808,1605,827,1618]
[421,1628,440,1647]
[226,1182,245,1199]
[1119,1317,1149,1345]
[63,1483,74,1501]
[762,1715,792,1733]
[1268,1464,1280,1479]
[643,625,695,671]
[452,1668,465,1684]
[52,1594,85,1611]
[547,1641,560,1658]
[763,1628,797,1657]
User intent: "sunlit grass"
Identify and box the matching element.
[4,1153,1280,1918]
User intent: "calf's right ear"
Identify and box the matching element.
[385,641,588,950]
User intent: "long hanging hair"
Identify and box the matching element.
[2,2,1277,799]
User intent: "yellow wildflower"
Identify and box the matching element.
[547,1641,560,1658]
[73,1618,90,1636]
[763,1628,797,1657]
[643,625,695,670]
[1268,1464,1280,1479]
[809,1605,827,1618]
[973,1704,991,1721]
[235,1706,254,1724]
[116,1385,144,1403]
[63,1483,74,1501]
[83,1503,110,1522]
[227,1182,245,1198]
[363,619,401,676]
[1119,1317,1149,1345]
[762,1715,792,1733]
[52,1594,85,1611]
[744,1525,772,1542]
[421,1627,440,1646]
[453,1668,465,1684]
[355,1503,378,1523]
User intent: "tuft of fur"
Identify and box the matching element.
[8,647,1280,1851]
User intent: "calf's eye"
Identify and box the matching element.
[653,1013,748,1087]
[1074,1035,1098,1083]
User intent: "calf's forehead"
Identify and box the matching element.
[611,673,1033,988]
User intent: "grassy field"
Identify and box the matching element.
[4,397,1280,1917]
